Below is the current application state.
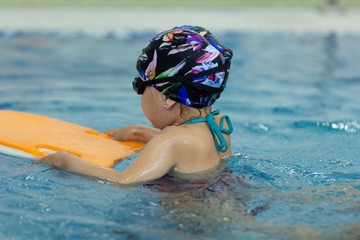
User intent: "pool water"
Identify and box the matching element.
[1,31,360,239]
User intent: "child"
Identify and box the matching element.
[39,25,234,186]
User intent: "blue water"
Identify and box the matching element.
[1,31,360,239]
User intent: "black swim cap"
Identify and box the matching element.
[136,25,233,108]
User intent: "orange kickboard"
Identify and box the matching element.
[0,110,146,167]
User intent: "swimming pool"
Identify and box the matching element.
[1,31,360,239]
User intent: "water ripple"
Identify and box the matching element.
[294,120,360,133]
[243,122,270,133]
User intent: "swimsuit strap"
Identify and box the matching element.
[181,109,233,153]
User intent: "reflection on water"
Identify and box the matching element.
[142,159,360,239]
[144,175,360,238]
[145,167,266,236]
[323,32,339,79]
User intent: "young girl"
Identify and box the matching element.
[39,25,234,186]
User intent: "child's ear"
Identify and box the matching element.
[164,98,177,110]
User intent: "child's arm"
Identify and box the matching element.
[38,127,179,186]
[105,125,160,143]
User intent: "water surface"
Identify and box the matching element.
[0,31,360,239]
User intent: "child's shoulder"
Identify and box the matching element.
[157,125,194,142]
[152,125,205,151]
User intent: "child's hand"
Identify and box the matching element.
[104,126,134,141]
[37,151,108,180]
[105,125,160,142]
[37,150,74,170]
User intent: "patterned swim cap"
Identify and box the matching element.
[136,25,233,108]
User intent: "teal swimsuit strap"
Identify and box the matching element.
[181,109,234,153]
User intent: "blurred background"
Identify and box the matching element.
[0,0,359,35]
[0,0,359,7]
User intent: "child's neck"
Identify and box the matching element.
[173,106,213,126]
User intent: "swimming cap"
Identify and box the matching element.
[136,25,233,108]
